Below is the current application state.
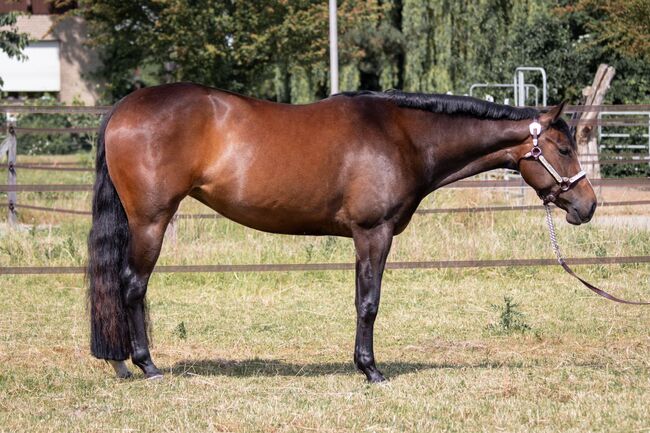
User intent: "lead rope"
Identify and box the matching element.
[544,204,562,262]
[544,203,650,305]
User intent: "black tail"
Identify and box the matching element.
[87,107,131,360]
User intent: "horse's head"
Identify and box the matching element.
[517,102,597,225]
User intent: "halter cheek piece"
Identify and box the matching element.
[520,120,587,204]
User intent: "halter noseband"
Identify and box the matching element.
[521,120,587,204]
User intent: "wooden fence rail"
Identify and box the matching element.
[2,255,650,276]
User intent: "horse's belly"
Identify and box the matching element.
[190,187,352,237]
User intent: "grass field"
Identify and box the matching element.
[1,154,650,432]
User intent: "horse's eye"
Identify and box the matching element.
[559,148,571,156]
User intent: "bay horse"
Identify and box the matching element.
[88,83,597,382]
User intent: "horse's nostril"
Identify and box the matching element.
[582,201,597,223]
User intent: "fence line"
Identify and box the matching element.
[586,159,650,165]
[7,121,650,131]
[2,255,649,275]
[0,106,110,114]
[6,203,93,216]
[1,158,648,174]
[0,163,94,172]
[3,178,650,194]
[4,200,650,219]
[11,127,99,134]
[0,184,93,192]
[3,104,650,115]
[3,105,649,228]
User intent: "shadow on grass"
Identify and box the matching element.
[169,358,543,378]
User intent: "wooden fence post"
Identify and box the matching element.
[576,64,616,180]
[7,124,18,226]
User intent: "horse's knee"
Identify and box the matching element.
[358,300,379,322]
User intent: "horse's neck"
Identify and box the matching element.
[417,115,528,191]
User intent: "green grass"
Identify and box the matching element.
[1,155,649,432]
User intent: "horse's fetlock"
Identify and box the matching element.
[355,352,375,369]
[131,347,150,364]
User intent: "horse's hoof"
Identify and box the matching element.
[117,370,133,379]
[108,360,133,379]
[362,368,387,384]
[368,374,387,384]
[146,373,164,380]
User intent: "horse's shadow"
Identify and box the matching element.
[169,358,531,379]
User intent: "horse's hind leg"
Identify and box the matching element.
[352,223,394,383]
[122,213,175,378]
[107,360,132,379]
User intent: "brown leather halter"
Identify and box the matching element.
[522,120,587,204]
[524,120,649,305]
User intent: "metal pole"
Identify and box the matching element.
[517,70,525,106]
[328,0,339,95]
[514,67,547,107]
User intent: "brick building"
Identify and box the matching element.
[0,0,100,104]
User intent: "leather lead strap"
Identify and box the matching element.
[559,259,650,305]
[545,204,649,305]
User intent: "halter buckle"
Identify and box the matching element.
[560,178,571,191]
[530,146,542,159]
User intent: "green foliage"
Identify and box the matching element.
[487,296,531,334]
[79,0,393,102]
[76,1,649,105]
[570,0,650,62]
[14,97,98,155]
[0,12,30,88]
[173,321,187,340]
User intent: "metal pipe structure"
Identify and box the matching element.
[469,83,539,106]
[513,67,547,107]
[328,0,339,95]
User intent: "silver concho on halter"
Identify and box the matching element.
[528,121,542,158]
[523,119,586,195]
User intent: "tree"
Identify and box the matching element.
[78,0,394,102]
[77,0,649,104]
[0,11,30,88]
[571,0,650,62]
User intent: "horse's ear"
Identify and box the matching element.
[540,100,568,127]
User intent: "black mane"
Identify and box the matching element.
[340,90,539,121]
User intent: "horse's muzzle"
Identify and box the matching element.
[565,200,597,225]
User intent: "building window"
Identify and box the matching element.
[0,40,61,92]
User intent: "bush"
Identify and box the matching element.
[11,96,100,155]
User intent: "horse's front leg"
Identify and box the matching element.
[352,223,394,383]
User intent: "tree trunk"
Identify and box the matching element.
[575,64,616,179]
